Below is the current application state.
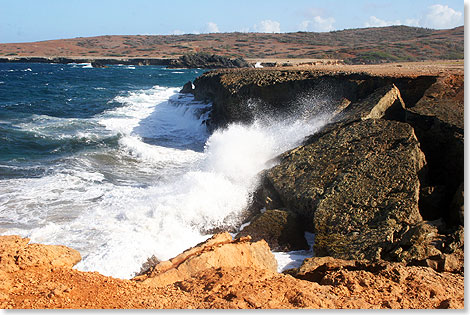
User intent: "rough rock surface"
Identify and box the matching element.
[0,235,464,309]
[133,233,277,287]
[235,209,308,251]
[284,256,463,308]
[0,235,81,272]
[267,119,426,260]
[191,68,436,130]
[404,74,464,224]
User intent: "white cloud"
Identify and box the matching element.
[206,22,220,33]
[364,16,401,27]
[300,16,335,32]
[254,20,281,33]
[405,18,420,27]
[364,4,463,30]
[422,4,463,29]
[171,30,185,35]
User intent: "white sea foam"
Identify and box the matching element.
[0,85,331,279]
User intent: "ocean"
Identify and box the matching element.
[0,62,327,278]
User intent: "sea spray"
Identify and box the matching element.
[0,64,334,278]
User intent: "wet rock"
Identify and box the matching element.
[267,119,426,260]
[180,81,193,93]
[134,233,277,287]
[236,209,308,251]
[337,83,406,122]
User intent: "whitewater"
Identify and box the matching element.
[0,63,329,278]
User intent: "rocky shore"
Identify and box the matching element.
[0,63,464,309]
[0,53,251,69]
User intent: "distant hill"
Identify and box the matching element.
[0,25,463,64]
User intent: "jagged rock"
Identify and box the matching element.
[236,209,308,251]
[0,235,464,309]
[304,83,406,144]
[404,74,464,224]
[285,255,463,308]
[267,119,426,260]
[0,235,81,272]
[338,83,406,122]
[134,233,277,287]
[180,81,193,93]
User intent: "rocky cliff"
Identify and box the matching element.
[187,65,464,272]
[1,63,464,309]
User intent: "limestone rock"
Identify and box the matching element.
[267,119,426,260]
[236,209,308,251]
[304,83,406,144]
[339,83,406,122]
[134,232,277,287]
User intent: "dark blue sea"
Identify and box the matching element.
[0,62,324,278]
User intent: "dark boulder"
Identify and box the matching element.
[180,81,193,93]
[267,119,426,260]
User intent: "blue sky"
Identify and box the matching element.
[0,0,465,43]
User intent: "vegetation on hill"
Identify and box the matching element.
[0,26,463,64]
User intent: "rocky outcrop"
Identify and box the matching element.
[192,68,462,266]
[267,119,426,260]
[168,52,250,69]
[235,209,308,251]
[0,235,464,309]
[133,233,277,287]
[190,68,436,130]
[0,235,81,272]
[284,256,463,308]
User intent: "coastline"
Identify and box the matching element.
[0,61,464,309]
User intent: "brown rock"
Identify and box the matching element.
[0,235,81,272]
[0,235,464,309]
[135,233,277,287]
[338,83,406,122]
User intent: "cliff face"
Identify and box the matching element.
[190,68,439,130]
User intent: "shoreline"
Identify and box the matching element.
[0,56,463,74]
[0,62,464,309]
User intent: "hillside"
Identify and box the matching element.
[0,26,463,64]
